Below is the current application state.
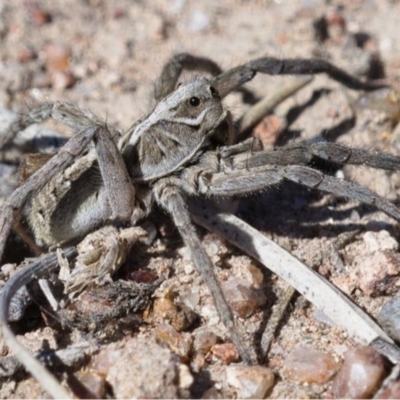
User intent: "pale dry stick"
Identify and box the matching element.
[190,201,400,363]
[238,76,313,134]
[260,284,296,361]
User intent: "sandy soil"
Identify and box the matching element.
[2,0,400,398]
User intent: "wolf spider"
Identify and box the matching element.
[1,53,400,398]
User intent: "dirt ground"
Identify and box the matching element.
[2,0,400,398]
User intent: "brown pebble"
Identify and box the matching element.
[155,323,192,359]
[128,268,158,284]
[252,115,284,147]
[18,46,36,63]
[377,380,400,398]
[283,346,340,384]
[90,347,122,375]
[222,277,266,318]
[51,71,76,90]
[332,345,387,399]
[211,343,239,364]
[27,4,52,26]
[45,43,72,73]
[193,328,218,355]
[152,297,197,331]
[245,263,264,288]
[73,370,106,399]
[226,365,274,399]
[350,251,400,296]
[106,335,189,398]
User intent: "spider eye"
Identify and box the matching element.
[189,96,200,107]
[210,86,218,98]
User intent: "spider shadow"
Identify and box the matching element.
[237,86,356,146]
[237,182,399,240]
[277,88,356,146]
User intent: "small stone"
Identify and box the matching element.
[186,10,211,33]
[44,43,76,90]
[105,335,190,398]
[211,343,239,364]
[17,46,36,63]
[51,71,76,90]
[245,264,264,288]
[222,277,266,318]
[350,250,400,296]
[155,323,192,359]
[178,364,194,390]
[27,4,52,26]
[181,287,200,310]
[45,43,72,73]
[191,353,206,372]
[378,291,400,342]
[226,365,274,399]
[202,385,222,399]
[377,380,400,398]
[283,346,340,384]
[152,296,198,331]
[73,371,106,399]
[90,346,122,375]
[363,230,398,253]
[193,328,218,355]
[252,115,284,147]
[168,0,186,15]
[127,268,158,284]
[331,346,387,399]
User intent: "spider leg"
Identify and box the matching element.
[0,248,77,398]
[0,102,121,150]
[0,121,136,260]
[154,181,255,365]
[198,164,400,221]
[224,141,400,171]
[154,53,222,101]
[0,125,98,261]
[212,57,386,98]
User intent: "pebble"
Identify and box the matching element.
[17,46,36,63]
[363,230,398,253]
[186,10,211,33]
[181,286,200,310]
[350,250,400,296]
[210,343,239,364]
[377,380,400,398]
[155,323,192,359]
[45,43,72,74]
[222,277,266,318]
[178,364,194,390]
[331,346,387,399]
[27,4,52,26]
[226,365,274,399]
[193,328,218,355]
[44,43,76,89]
[127,267,158,284]
[378,291,400,343]
[101,335,192,398]
[152,296,198,331]
[245,263,265,288]
[202,385,222,399]
[283,346,340,384]
[253,115,284,147]
[50,71,76,90]
[73,370,106,399]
